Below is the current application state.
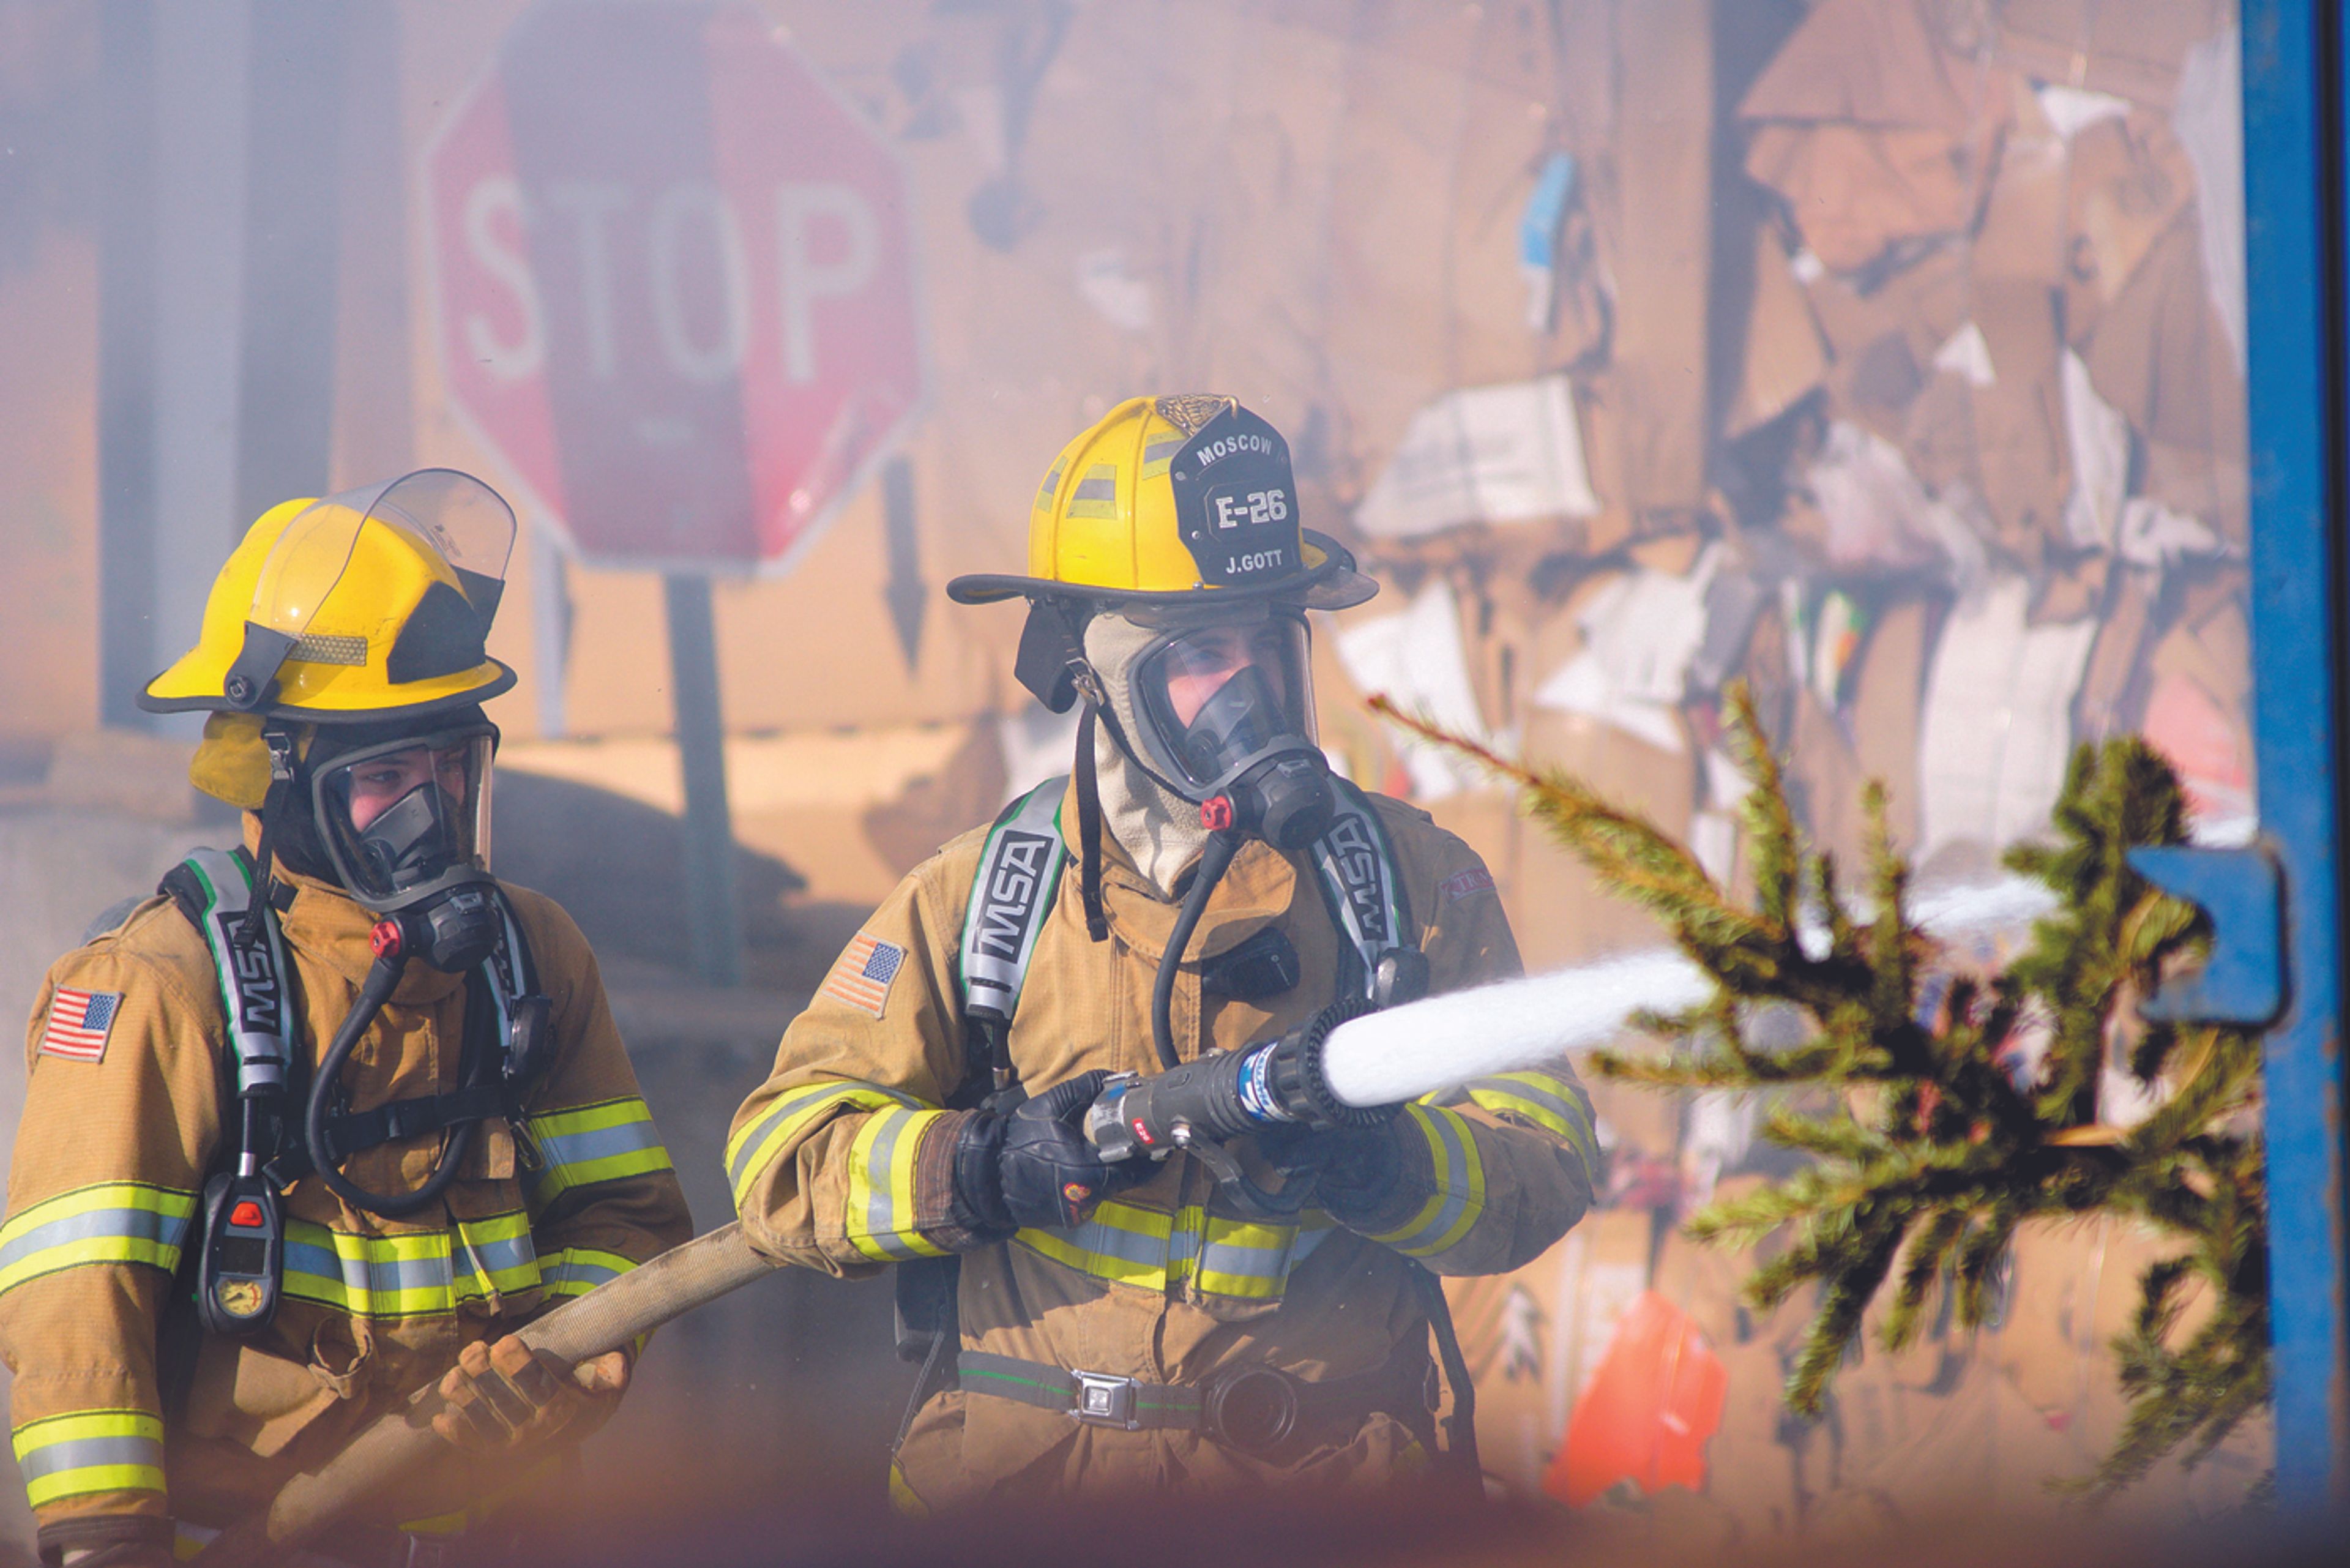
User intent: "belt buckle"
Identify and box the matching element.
[1070,1369,1141,1430]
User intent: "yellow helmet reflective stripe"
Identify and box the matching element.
[140,470,518,723]
[947,395,1376,611]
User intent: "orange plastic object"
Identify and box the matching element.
[1545,1290,1729,1507]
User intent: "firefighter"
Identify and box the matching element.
[0,471,692,1566]
[726,396,1598,1511]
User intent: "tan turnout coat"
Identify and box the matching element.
[727,783,1597,1511]
[0,838,691,1550]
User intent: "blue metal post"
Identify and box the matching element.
[2243,0,2349,1509]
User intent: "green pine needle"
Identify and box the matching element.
[1392,684,2269,1499]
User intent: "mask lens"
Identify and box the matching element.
[1136,614,1316,793]
[316,732,492,906]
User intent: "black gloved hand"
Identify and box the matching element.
[950,1069,1145,1235]
[1256,1117,1406,1220]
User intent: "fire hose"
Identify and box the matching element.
[190,965,1630,1562]
[193,872,2050,1561]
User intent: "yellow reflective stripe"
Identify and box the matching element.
[13,1409,165,1509]
[726,1081,926,1213]
[1016,1198,1174,1289]
[1364,1105,1486,1257]
[1065,463,1121,519]
[526,1097,674,1207]
[1461,1069,1600,1185]
[0,1182,199,1296]
[541,1246,639,1299]
[1015,1201,1322,1301]
[453,1211,542,1301]
[282,1211,540,1319]
[1032,463,1064,515]
[1194,1214,1303,1299]
[1139,436,1185,479]
[889,1461,930,1518]
[844,1107,951,1262]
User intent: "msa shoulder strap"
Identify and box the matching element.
[1308,779,1420,1004]
[163,848,293,1094]
[958,778,1072,1046]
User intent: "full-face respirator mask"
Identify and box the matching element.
[310,724,500,974]
[1125,608,1334,852]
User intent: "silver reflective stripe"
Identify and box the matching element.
[283,1238,451,1298]
[458,1229,535,1279]
[1072,474,1117,503]
[959,780,1070,1020]
[182,848,293,1094]
[1306,781,1411,999]
[1048,1213,1171,1272]
[857,1108,929,1261]
[0,1202,192,1275]
[537,1119,657,1168]
[16,1432,162,1484]
[1460,1073,1583,1131]
[544,1255,627,1293]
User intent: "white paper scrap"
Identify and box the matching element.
[1075,248,1154,334]
[1531,548,1720,755]
[2061,349,2128,553]
[1353,376,1600,539]
[1931,321,1996,388]
[1919,576,2101,859]
[2173,29,2246,373]
[2036,84,2130,141]
[1334,579,1500,800]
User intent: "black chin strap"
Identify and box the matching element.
[237,725,300,944]
[1075,705,1109,943]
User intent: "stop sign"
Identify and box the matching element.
[424,1,923,572]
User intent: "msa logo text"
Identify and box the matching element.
[1322,817,1388,944]
[220,918,282,1034]
[974,831,1057,962]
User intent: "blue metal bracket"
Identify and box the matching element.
[2127,846,2288,1028]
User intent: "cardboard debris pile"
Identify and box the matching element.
[1333,0,2267,1536]
[1310,0,2251,977]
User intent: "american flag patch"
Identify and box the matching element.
[39,987,122,1062]
[821,932,906,1018]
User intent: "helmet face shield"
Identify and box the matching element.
[313,728,495,911]
[1130,610,1318,798]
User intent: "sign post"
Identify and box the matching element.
[425,0,925,984]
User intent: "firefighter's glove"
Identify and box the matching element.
[431,1334,630,1452]
[951,1069,1146,1236]
[1258,1116,1406,1221]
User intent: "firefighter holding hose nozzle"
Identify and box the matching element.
[725,396,1600,1511]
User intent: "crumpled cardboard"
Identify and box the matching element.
[1740,0,2007,273]
[1993,0,2232,112]
[1966,277,2072,561]
[1972,73,2072,286]
[1728,223,1832,438]
[1612,0,1716,515]
[2061,110,2199,346]
[2086,220,2247,533]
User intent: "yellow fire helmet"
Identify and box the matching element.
[141,469,519,726]
[947,394,1377,613]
